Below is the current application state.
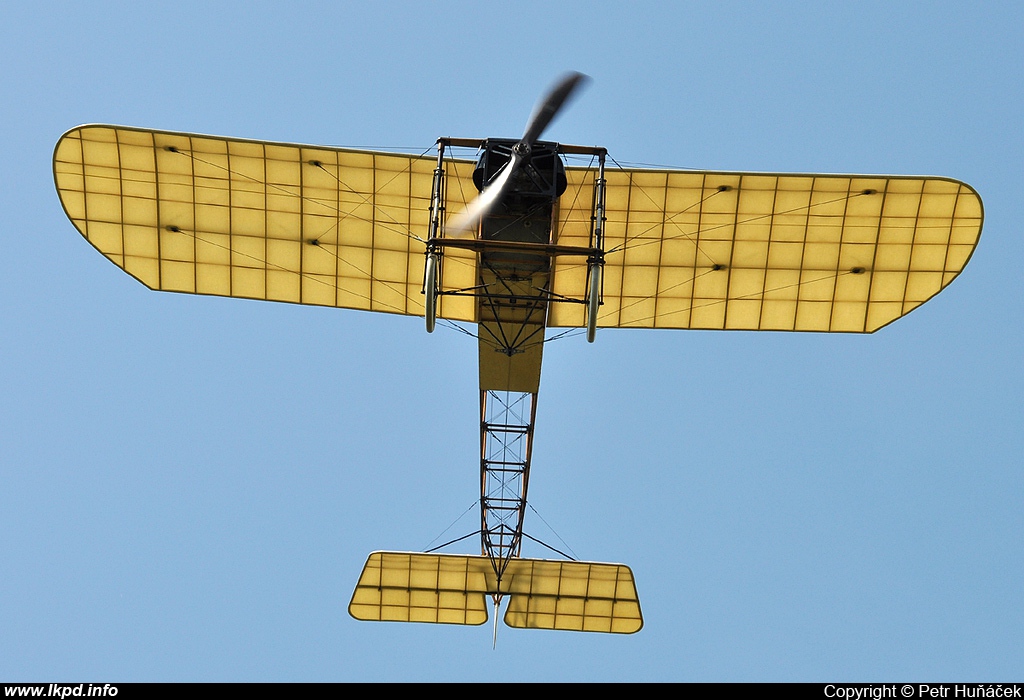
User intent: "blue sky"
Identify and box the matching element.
[1,1,1021,681]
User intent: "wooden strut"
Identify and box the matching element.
[427,236,601,260]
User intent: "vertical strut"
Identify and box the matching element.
[424,141,446,332]
[591,150,607,252]
[586,150,607,343]
[427,139,446,242]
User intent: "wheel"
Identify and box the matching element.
[586,263,601,343]
[425,253,438,333]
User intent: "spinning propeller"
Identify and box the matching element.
[446,71,589,236]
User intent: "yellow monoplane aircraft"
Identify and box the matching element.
[53,73,983,636]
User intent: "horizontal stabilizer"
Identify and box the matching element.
[349,551,642,634]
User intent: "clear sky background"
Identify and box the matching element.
[1,0,1021,682]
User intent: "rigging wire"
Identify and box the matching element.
[551,157,889,330]
[162,144,426,315]
[526,502,580,561]
[164,139,898,353]
[424,530,481,554]
[522,532,577,561]
[422,500,480,552]
[179,144,431,246]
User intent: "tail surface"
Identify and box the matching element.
[349,551,642,634]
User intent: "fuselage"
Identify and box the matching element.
[472,139,568,576]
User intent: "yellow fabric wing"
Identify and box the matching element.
[53,125,478,321]
[551,168,983,332]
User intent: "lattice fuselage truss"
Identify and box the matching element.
[480,390,536,572]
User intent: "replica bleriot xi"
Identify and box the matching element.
[53,73,983,635]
